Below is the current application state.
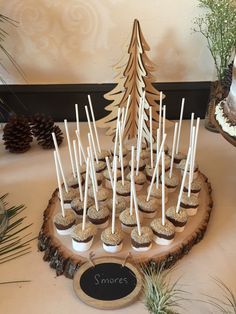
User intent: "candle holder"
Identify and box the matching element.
[0,200,8,239]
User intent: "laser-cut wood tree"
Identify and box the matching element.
[97,19,170,141]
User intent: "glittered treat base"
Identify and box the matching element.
[38,171,213,279]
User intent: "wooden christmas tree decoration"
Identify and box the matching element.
[97,19,170,141]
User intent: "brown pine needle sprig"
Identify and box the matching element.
[141,263,190,314]
[0,280,31,285]
[202,277,236,313]
[0,194,34,264]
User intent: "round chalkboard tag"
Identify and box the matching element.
[73,257,142,309]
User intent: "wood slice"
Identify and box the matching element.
[38,171,213,279]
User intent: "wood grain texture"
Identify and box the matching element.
[37,172,213,279]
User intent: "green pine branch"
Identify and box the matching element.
[0,194,34,264]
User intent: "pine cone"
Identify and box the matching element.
[222,61,233,91]
[3,115,33,153]
[30,114,63,149]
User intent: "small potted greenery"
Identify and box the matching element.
[141,263,188,314]
[193,0,236,132]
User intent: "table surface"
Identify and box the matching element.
[1,120,236,314]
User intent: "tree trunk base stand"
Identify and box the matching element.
[38,171,213,279]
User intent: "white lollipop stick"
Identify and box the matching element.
[113,108,121,170]
[136,100,144,175]
[131,178,141,236]
[162,105,166,144]
[73,140,83,202]
[64,119,76,178]
[105,157,114,189]
[188,126,195,197]
[85,105,98,162]
[52,132,68,193]
[82,157,90,230]
[122,95,131,137]
[137,96,143,139]
[75,103,80,134]
[130,146,135,216]
[111,156,118,234]
[53,151,65,217]
[88,132,98,164]
[136,95,143,159]
[120,107,125,135]
[176,148,191,213]
[159,92,163,140]
[77,139,82,167]
[147,134,167,201]
[176,98,185,154]
[188,113,195,179]
[161,151,165,226]
[136,105,141,149]
[149,106,154,169]
[169,122,178,179]
[192,117,200,175]
[75,104,82,164]
[88,95,101,153]
[88,148,99,212]
[136,91,145,149]
[136,100,142,153]
[88,129,98,165]
[156,128,160,189]
[118,121,125,186]
[87,145,98,192]
[140,92,145,139]
[75,130,86,165]
[189,113,194,146]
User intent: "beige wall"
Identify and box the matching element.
[1,0,215,84]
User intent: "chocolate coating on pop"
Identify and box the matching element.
[137,195,159,213]
[53,209,76,227]
[71,222,97,242]
[126,171,146,185]
[62,188,79,203]
[101,226,124,245]
[166,206,188,227]
[119,208,137,226]
[150,218,175,239]
[87,204,109,220]
[131,226,153,244]
[71,197,94,215]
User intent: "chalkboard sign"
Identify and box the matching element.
[73,257,142,309]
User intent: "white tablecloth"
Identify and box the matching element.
[1,121,236,314]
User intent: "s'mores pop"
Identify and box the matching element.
[119,147,140,233]
[163,122,179,193]
[87,148,109,229]
[53,151,76,235]
[71,157,97,252]
[166,148,191,232]
[101,156,124,253]
[174,98,187,168]
[151,152,175,245]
